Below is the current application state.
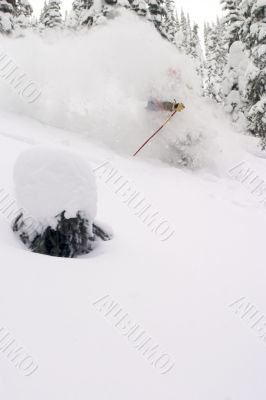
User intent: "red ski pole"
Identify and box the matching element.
[133,109,177,157]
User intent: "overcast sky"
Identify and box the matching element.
[33,0,222,26]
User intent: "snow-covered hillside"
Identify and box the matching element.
[1,10,266,400]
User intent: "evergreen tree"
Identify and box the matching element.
[147,0,167,39]
[67,0,84,28]
[221,0,266,142]
[242,0,266,146]
[179,9,188,52]
[39,0,48,24]
[42,0,62,28]
[186,13,192,54]
[163,0,177,42]
[190,23,205,88]
[31,15,38,28]
[245,0,266,69]
[221,0,246,126]
[79,0,94,26]
[68,0,178,45]
[176,10,193,54]
[205,19,228,102]
[80,0,151,28]
[130,0,148,17]
[239,0,253,45]
[222,40,249,126]
[101,0,118,20]
[190,23,199,59]
[204,21,211,51]
[13,211,111,258]
[63,9,68,26]
[205,23,217,98]
[0,0,16,34]
[14,0,33,29]
[221,0,243,49]
[175,10,180,30]
[71,0,178,45]
[80,0,133,27]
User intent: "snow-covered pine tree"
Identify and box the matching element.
[75,0,177,44]
[165,0,175,21]
[222,40,249,126]
[130,0,148,17]
[42,0,62,29]
[68,0,85,28]
[248,0,266,71]
[185,13,192,54]
[163,0,177,42]
[190,23,205,88]
[80,0,127,28]
[13,147,112,258]
[80,0,146,29]
[179,9,188,52]
[173,11,181,47]
[216,18,229,95]
[221,0,248,126]
[175,10,180,29]
[172,12,203,85]
[204,23,217,98]
[101,0,119,21]
[239,0,253,45]
[204,21,210,50]
[204,18,228,102]
[39,0,48,24]
[190,23,200,59]
[176,10,193,54]
[79,0,94,27]
[147,0,167,39]
[14,0,33,29]
[242,0,266,146]
[63,9,68,26]
[0,0,16,34]
[221,0,243,49]
[73,0,85,18]
[31,15,38,28]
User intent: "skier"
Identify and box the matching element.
[146,66,185,112]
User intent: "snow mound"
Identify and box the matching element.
[13,146,97,225]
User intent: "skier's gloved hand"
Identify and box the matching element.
[174,102,185,112]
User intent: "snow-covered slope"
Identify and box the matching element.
[1,10,266,400]
[1,109,266,399]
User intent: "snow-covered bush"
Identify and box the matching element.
[12,146,111,258]
[166,130,205,169]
